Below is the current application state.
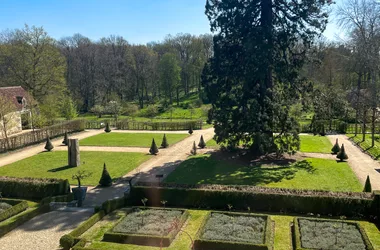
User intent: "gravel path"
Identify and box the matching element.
[0,210,92,250]
[295,152,336,160]
[326,135,380,190]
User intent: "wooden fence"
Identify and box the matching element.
[0,120,85,153]
[116,120,203,131]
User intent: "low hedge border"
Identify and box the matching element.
[128,185,380,218]
[0,204,50,237]
[101,197,126,214]
[0,200,28,222]
[103,207,189,247]
[60,210,106,250]
[292,217,374,250]
[0,177,70,200]
[193,211,273,250]
[40,193,74,205]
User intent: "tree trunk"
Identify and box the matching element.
[355,72,362,136]
[362,109,367,142]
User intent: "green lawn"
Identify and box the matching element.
[349,134,380,159]
[299,135,332,153]
[0,151,151,186]
[164,155,362,192]
[80,132,188,147]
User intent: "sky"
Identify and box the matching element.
[0,0,345,44]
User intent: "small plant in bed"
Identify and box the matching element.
[297,218,370,249]
[113,208,183,236]
[200,212,266,244]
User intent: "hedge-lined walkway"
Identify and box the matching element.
[0,210,92,250]
[327,135,380,190]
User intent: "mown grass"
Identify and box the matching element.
[164,155,362,192]
[80,132,188,147]
[349,134,380,159]
[299,135,332,153]
[0,151,151,186]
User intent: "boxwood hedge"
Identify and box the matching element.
[0,200,28,222]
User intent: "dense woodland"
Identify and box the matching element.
[0,0,379,154]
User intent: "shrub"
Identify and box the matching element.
[99,163,112,187]
[62,132,69,146]
[198,135,206,149]
[104,122,111,133]
[0,200,28,222]
[189,126,193,134]
[363,176,372,193]
[90,105,105,118]
[70,210,105,237]
[0,177,69,199]
[101,197,125,214]
[331,138,340,154]
[44,137,54,151]
[161,134,169,148]
[337,144,348,162]
[191,141,197,155]
[60,234,75,250]
[149,138,159,155]
[0,203,12,212]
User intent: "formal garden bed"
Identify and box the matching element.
[79,132,189,147]
[0,199,28,223]
[102,207,189,247]
[0,151,151,186]
[293,217,374,249]
[194,211,273,249]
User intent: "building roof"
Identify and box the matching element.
[0,86,31,111]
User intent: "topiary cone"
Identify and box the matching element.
[331,138,340,154]
[363,175,372,192]
[44,137,54,151]
[161,134,169,148]
[188,126,193,135]
[190,141,197,155]
[149,138,159,155]
[336,144,348,162]
[62,132,69,145]
[198,135,206,149]
[99,163,112,187]
[104,122,111,133]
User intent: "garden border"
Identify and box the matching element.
[0,199,28,222]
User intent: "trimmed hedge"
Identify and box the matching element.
[0,204,50,237]
[194,211,273,250]
[40,193,74,205]
[102,197,126,214]
[0,177,70,200]
[116,119,203,131]
[128,185,380,218]
[293,217,374,250]
[103,207,189,247]
[0,200,28,222]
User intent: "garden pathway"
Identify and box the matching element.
[0,209,92,250]
[0,129,104,167]
[327,135,380,190]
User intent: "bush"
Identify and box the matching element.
[60,234,75,250]
[0,200,28,222]
[331,139,340,154]
[99,163,112,187]
[0,203,12,212]
[0,177,70,200]
[191,141,197,155]
[62,132,69,146]
[337,144,348,162]
[189,126,193,134]
[44,137,54,151]
[101,197,126,214]
[161,134,169,148]
[363,176,372,193]
[104,122,111,133]
[149,138,159,155]
[198,135,206,149]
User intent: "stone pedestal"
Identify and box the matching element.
[68,139,80,167]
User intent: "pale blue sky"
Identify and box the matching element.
[0,0,344,44]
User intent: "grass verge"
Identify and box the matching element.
[299,135,332,153]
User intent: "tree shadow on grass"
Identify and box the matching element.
[48,165,75,172]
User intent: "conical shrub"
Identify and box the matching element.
[99,163,112,187]
[188,126,193,135]
[62,132,69,145]
[198,135,206,149]
[336,144,348,162]
[44,137,54,151]
[190,141,197,155]
[161,134,169,148]
[149,138,159,155]
[104,122,111,133]
[331,138,340,154]
[363,175,372,192]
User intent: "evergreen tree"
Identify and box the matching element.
[99,163,112,187]
[363,175,372,192]
[44,136,54,151]
[198,135,206,149]
[336,144,348,162]
[149,138,159,155]
[190,141,197,155]
[188,126,193,135]
[161,134,169,148]
[104,122,111,133]
[203,0,331,155]
[62,132,68,145]
[331,138,340,154]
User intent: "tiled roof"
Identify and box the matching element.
[0,86,31,111]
